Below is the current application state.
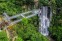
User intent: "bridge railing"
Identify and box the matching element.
[3,9,39,30]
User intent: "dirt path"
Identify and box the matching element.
[6,29,17,41]
[12,36,17,41]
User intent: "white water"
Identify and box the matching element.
[39,7,50,36]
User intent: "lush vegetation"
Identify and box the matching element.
[0,31,8,41]
[0,0,62,41]
[49,0,62,41]
[12,18,49,41]
[0,0,34,15]
[49,26,62,41]
[0,0,50,41]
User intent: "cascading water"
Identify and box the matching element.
[39,6,51,36]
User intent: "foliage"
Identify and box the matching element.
[0,31,8,41]
[49,26,62,41]
[0,0,34,15]
[39,0,50,6]
[12,18,49,41]
[49,0,62,41]
[0,0,60,41]
[0,0,25,15]
[15,37,23,41]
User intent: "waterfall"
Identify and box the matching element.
[39,6,51,36]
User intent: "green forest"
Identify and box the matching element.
[0,0,62,41]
